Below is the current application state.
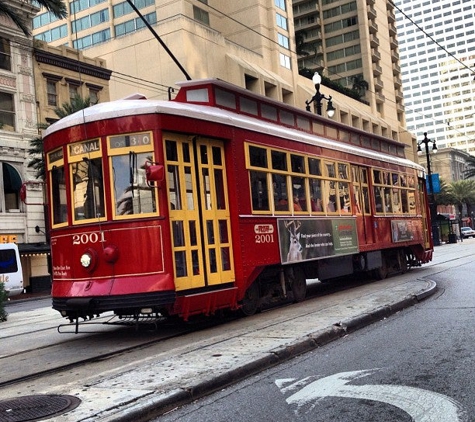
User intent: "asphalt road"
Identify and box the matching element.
[155,241,475,422]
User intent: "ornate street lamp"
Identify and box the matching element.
[417,132,439,246]
[305,72,335,117]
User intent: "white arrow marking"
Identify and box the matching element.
[276,369,468,422]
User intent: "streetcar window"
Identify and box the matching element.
[292,176,307,212]
[215,88,236,109]
[374,186,383,213]
[71,158,105,221]
[166,140,178,161]
[401,190,409,213]
[249,146,268,168]
[384,187,393,213]
[309,179,323,213]
[325,180,338,213]
[324,161,336,178]
[291,154,305,173]
[200,145,208,164]
[279,109,294,126]
[51,165,67,225]
[362,186,370,214]
[338,163,349,179]
[273,173,288,211]
[261,104,277,121]
[240,97,258,115]
[361,168,368,184]
[214,168,226,210]
[250,170,269,211]
[296,116,310,131]
[308,158,321,176]
[272,150,287,171]
[111,152,156,216]
[339,181,350,213]
[168,165,182,210]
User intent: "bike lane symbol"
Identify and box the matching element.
[276,369,468,422]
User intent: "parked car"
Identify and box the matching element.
[461,226,475,238]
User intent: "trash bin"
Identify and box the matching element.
[448,233,457,243]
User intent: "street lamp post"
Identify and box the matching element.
[417,132,439,246]
[305,72,335,117]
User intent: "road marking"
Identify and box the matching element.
[276,369,468,422]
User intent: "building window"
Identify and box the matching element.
[73,29,111,49]
[88,87,100,105]
[0,92,15,131]
[47,80,58,106]
[279,53,291,69]
[72,9,109,33]
[34,24,68,43]
[278,33,289,49]
[276,13,288,30]
[275,0,286,11]
[193,6,209,25]
[112,0,154,19]
[69,84,79,103]
[2,163,22,212]
[114,12,156,37]
[0,38,11,71]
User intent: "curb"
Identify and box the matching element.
[99,280,438,422]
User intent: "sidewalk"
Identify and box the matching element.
[17,276,434,422]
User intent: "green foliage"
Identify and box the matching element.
[0,282,7,322]
[27,95,91,181]
[463,155,475,179]
[436,179,475,216]
[299,70,369,104]
[0,0,67,36]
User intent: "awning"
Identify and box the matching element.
[18,243,51,255]
[3,163,22,192]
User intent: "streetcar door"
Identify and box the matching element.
[351,165,374,245]
[165,134,235,291]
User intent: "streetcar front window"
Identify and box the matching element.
[111,152,156,216]
[72,158,105,220]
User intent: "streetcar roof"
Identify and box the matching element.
[43,87,423,172]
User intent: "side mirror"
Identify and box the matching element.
[145,162,164,186]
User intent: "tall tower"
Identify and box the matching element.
[395,0,475,153]
[32,0,412,150]
[293,0,404,129]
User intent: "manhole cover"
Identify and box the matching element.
[0,394,81,422]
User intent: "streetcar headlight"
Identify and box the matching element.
[80,252,92,268]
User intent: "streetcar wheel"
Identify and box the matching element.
[240,282,260,316]
[398,249,408,274]
[373,260,388,280]
[291,268,307,303]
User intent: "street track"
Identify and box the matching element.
[1,241,473,393]
[0,309,237,389]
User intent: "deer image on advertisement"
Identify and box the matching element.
[285,220,303,262]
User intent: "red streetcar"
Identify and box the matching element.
[43,79,433,325]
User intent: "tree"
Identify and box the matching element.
[441,180,475,217]
[463,155,475,179]
[295,31,309,56]
[0,0,67,36]
[351,74,369,99]
[28,95,91,180]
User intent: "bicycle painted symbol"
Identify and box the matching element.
[276,369,468,421]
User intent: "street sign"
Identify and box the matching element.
[426,173,441,194]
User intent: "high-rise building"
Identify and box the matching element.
[293,0,404,130]
[32,0,413,154]
[395,0,475,153]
